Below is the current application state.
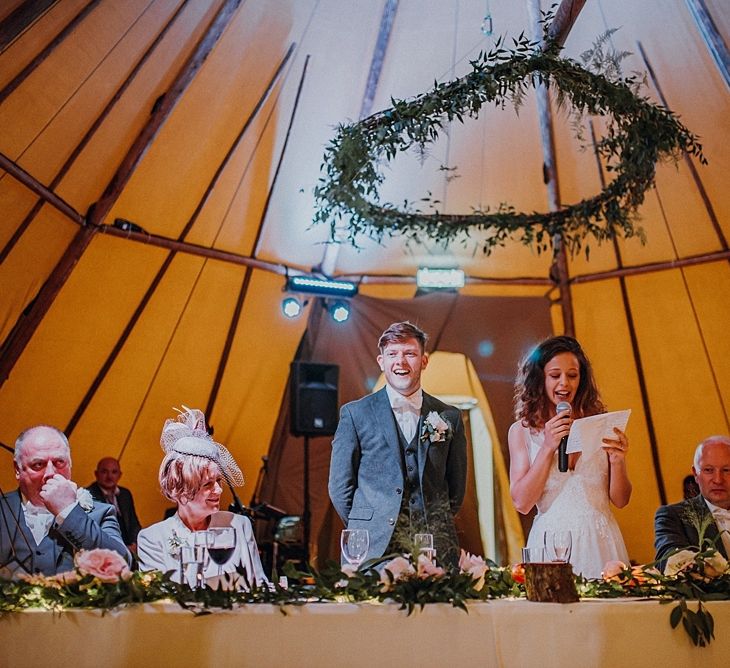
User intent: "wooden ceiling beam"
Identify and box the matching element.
[0,0,101,104]
[0,0,242,389]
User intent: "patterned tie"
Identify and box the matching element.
[391,393,422,442]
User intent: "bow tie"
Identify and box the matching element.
[713,509,730,523]
[391,393,422,413]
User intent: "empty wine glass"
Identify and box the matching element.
[414,533,436,561]
[551,531,573,563]
[193,530,212,587]
[207,526,237,577]
[341,529,369,569]
[180,543,206,588]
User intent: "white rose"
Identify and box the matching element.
[664,549,697,576]
[703,552,729,578]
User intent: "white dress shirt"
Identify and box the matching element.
[705,498,730,556]
[22,497,78,545]
[386,385,422,442]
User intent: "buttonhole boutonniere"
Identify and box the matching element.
[76,488,94,512]
[168,529,186,558]
[421,411,451,443]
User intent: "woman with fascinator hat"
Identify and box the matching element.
[137,407,268,588]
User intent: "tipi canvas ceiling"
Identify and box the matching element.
[0,0,729,565]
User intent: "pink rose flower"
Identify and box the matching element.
[459,549,489,590]
[601,560,628,582]
[380,556,415,590]
[416,553,445,578]
[74,549,132,583]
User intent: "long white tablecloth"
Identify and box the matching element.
[2,598,729,667]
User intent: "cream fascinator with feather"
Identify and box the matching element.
[160,406,244,486]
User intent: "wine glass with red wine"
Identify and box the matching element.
[207,527,237,577]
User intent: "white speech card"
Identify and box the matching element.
[565,410,631,455]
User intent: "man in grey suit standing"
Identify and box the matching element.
[328,322,467,566]
[0,425,131,578]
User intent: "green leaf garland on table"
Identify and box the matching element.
[313,34,705,257]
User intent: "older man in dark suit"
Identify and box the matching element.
[328,321,467,566]
[87,457,142,552]
[0,425,131,578]
[654,435,730,567]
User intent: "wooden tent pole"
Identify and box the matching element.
[0,0,242,390]
[317,0,399,277]
[637,41,728,251]
[0,0,190,264]
[589,120,667,506]
[528,0,586,336]
[685,0,730,89]
[206,54,310,421]
[64,40,294,437]
[0,225,96,387]
[547,0,588,47]
[89,0,241,228]
[0,0,102,104]
[571,249,730,283]
[0,152,84,225]
[0,0,56,51]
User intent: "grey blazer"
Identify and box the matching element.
[654,494,728,566]
[328,387,467,563]
[0,488,132,577]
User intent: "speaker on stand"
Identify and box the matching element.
[289,361,339,564]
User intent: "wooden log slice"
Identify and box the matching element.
[524,562,579,603]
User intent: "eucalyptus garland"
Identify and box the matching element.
[313,34,705,256]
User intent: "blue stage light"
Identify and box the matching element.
[281,296,302,318]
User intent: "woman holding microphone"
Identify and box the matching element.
[508,336,631,579]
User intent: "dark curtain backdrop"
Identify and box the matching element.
[256,292,552,565]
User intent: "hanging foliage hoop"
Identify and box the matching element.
[313,37,705,256]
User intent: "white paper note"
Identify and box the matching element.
[565,410,631,454]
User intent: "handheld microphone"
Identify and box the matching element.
[556,401,571,473]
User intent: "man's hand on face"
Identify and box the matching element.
[40,474,78,516]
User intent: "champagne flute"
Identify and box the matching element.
[551,531,573,563]
[207,526,237,577]
[341,529,369,569]
[414,533,436,561]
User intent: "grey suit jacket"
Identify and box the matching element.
[328,387,467,562]
[0,488,132,578]
[654,494,728,567]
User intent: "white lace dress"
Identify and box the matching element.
[520,424,629,579]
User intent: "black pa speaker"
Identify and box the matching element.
[290,361,339,436]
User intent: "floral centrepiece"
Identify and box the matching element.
[2,546,730,647]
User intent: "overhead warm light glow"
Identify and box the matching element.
[416,267,465,289]
[287,275,358,297]
[329,301,350,323]
[281,296,302,318]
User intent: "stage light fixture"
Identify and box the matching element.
[286,275,358,297]
[281,296,303,318]
[329,301,350,323]
[416,267,465,289]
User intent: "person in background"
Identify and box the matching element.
[682,474,700,500]
[508,336,631,579]
[0,425,130,578]
[87,457,142,552]
[137,407,268,588]
[654,435,730,566]
[328,321,467,566]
